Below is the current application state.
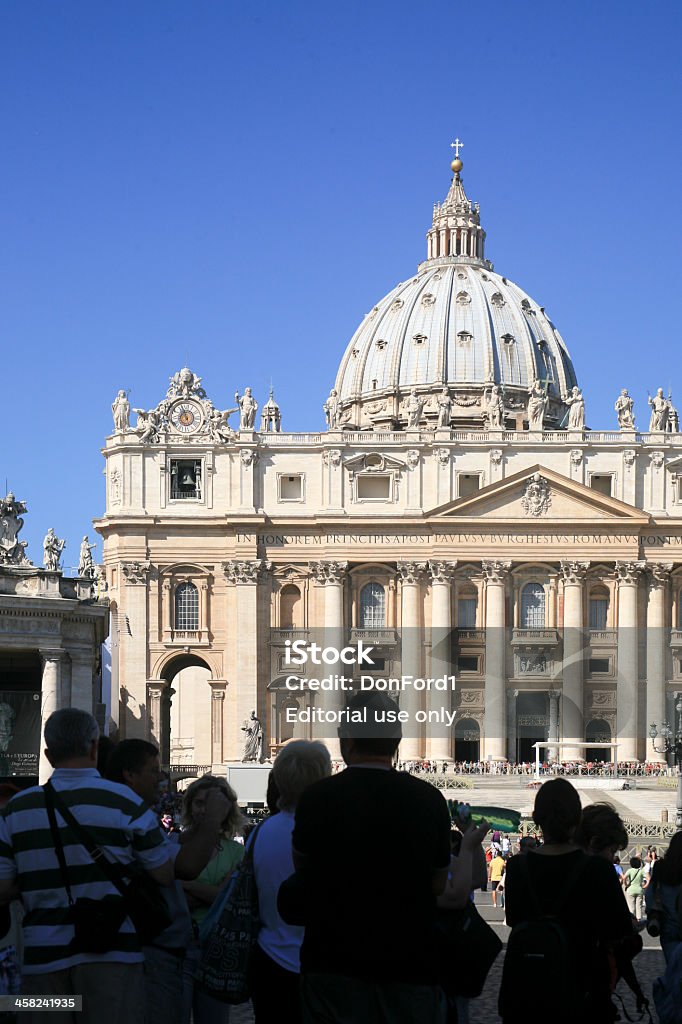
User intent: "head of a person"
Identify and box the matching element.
[532,778,582,844]
[182,775,244,838]
[44,708,99,767]
[657,832,682,886]
[105,739,162,806]
[629,856,641,869]
[518,836,538,855]
[271,740,331,812]
[574,802,628,860]
[338,691,402,764]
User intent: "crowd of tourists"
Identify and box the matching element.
[402,759,677,777]
[0,702,680,1023]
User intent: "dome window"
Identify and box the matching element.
[413,333,427,345]
[491,292,505,308]
[521,298,532,311]
[421,293,436,307]
[501,334,515,346]
[367,306,379,320]
[375,339,387,350]
[456,291,471,305]
[390,299,404,312]
[457,331,472,347]
[457,272,467,280]
[352,348,360,358]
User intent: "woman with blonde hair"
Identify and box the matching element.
[181,775,245,1024]
[251,740,332,1024]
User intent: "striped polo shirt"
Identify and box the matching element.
[0,768,172,974]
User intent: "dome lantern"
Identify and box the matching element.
[426,140,486,263]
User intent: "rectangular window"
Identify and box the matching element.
[170,460,202,501]
[588,657,610,674]
[457,598,477,628]
[589,599,608,630]
[458,474,481,498]
[279,474,304,501]
[357,476,391,500]
[457,655,480,673]
[590,475,613,496]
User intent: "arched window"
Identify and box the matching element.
[589,587,609,630]
[280,584,302,629]
[175,582,199,631]
[521,583,545,628]
[360,583,385,628]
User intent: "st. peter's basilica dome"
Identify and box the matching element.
[332,152,578,431]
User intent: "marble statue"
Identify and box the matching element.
[241,710,264,762]
[527,379,548,431]
[615,389,635,430]
[324,389,340,429]
[563,386,585,429]
[78,536,97,578]
[167,367,206,400]
[483,384,505,429]
[111,390,130,433]
[43,528,65,571]
[235,388,258,430]
[208,405,238,443]
[134,408,161,445]
[436,387,453,428]
[406,388,424,428]
[0,492,31,566]
[649,388,669,432]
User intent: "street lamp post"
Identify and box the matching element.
[649,696,682,829]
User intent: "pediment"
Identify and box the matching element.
[429,465,650,524]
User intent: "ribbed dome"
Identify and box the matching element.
[331,158,579,431]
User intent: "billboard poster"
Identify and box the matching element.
[0,692,41,777]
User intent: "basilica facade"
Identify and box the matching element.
[95,154,682,768]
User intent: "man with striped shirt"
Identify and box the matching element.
[0,708,174,1023]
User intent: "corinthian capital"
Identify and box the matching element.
[222,559,271,584]
[559,560,590,585]
[646,562,673,588]
[481,560,511,584]
[309,560,348,585]
[428,560,458,584]
[614,560,646,586]
[397,561,427,585]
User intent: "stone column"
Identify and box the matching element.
[147,683,164,750]
[397,561,427,760]
[560,560,590,762]
[223,559,269,760]
[646,563,672,763]
[120,561,151,739]
[70,651,95,714]
[309,561,348,760]
[39,650,64,783]
[210,683,227,766]
[547,690,560,763]
[507,689,519,762]
[482,561,511,761]
[615,561,645,762]
[428,560,457,761]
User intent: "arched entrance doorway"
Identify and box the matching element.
[516,692,548,763]
[585,718,612,763]
[454,717,480,762]
[155,654,214,769]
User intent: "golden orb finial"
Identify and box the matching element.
[450,157,463,174]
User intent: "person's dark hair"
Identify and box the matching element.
[44,708,99,763]
[629,856,641,869]
[654,832,682,886]
[574,802,628,854]
[518,835,538,854]
[532,778,582,843]
[105,739,159,784]
[338,691,401,757]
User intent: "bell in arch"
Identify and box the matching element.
[180,466,196,487]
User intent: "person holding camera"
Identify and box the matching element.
[645,832,682,963]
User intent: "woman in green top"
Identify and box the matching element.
[181,776,245,1024]
[623,856,647,922]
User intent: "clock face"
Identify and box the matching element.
[170,401,202,434]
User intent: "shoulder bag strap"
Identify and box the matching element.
[44,781,129,900]
[43,783,75,907]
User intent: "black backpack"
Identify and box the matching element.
[498,854,591,1021]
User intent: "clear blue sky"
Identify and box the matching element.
[1,1,681,566]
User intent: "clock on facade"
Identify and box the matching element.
[169,401,203,434]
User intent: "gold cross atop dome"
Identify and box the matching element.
[450,137,464,174]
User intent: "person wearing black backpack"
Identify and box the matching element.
[499,779,631,1024]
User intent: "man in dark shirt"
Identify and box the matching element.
[289,691,451,1023]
